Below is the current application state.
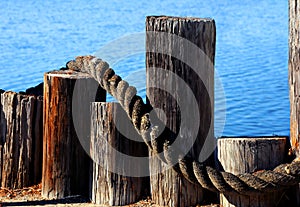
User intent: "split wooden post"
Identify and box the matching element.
[42,70,105,199]
[0,91,43,188]
[289,0,300,204]
[90,102,149,206]
[146,16,216,206]
[218,137,287,207]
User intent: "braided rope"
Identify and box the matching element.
[66,55,300,195]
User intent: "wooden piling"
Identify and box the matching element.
[90,102,148,206]
[0,89,3,185]
[146,16,215,206]
[218,137,287,207]
[289,0,300,159]
[289,0,300,204]
[42,70,105,199]
[0,91,43,188]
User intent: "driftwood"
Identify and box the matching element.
[146,16,215,206]
[0,90,43,188]
[90,102,148,206]
[218,137,288,207]
[42,70,105,199]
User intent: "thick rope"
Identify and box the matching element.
[66,55,300,195]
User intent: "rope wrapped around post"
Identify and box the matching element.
[66,55,300,195]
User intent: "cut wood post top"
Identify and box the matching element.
[2,90,40,97]
[45,69,93,79]
[146,15,215,22]
[218,137,288,142]
[146,16,216,64]
[1,83,44,98]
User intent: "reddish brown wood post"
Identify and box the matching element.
[146,16,216,206]
[218,137,287,207]
[42,70,105,199]
[0,91,43,188]
[90,102,149,206]
[289,0,300,204]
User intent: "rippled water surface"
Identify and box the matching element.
[0,0,289,136]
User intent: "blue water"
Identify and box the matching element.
[0,0,289,136]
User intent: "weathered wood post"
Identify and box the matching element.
[289,0,300,204]
[0,90,43,188]
[32,95,43,184]
[42,70,105,199]
[146,16,215,206]
[90,102,149,206]
[218,137,287,207]
[289,0,300,159]
[0,89,3,185]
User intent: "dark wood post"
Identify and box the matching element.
[42,70,105,199]
[146,16,216,206]
[32,95,43,184]
[0,91,43,188]
[218,137,287,207]
[90,102,149,206]
[289,0,300,204]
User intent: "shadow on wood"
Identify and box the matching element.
[146,16,216,207]
[42,70,105,199]
[90,102,149,206]
[217,137,295,207]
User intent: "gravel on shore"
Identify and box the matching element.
[0,184,220,207]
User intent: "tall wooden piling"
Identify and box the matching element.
[42,70,105,199]
[218,137,287,207]
[90,102,148,206]
[0,89,3,186]
[146,16,215,206]
[289,0,300,159]
[289,0,300,204]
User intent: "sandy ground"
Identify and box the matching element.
[0,184,220,207]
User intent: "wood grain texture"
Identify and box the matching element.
[289,0,300,158]
[42,70,105,199]
[0,90,3,185]
[0,91,43,188]
[218,137,287,174]
[218,137,287,207]
[32,95,43,185]
[146,16,216,207]
[90,102,148,206]
[289,1,300,204]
